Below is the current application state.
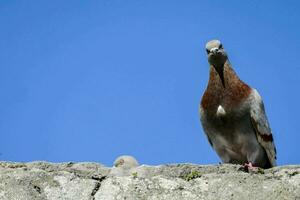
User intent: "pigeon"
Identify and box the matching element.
[109,155,140,177]
[199,39,277,169]
[113,155,139,169]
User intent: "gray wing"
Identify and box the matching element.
[250,89,277,167]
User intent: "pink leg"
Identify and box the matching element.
[244,162,258,171]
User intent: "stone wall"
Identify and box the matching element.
[0,162,299,200]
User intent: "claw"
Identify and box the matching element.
[244,162,259,172]
[244,162,254,168]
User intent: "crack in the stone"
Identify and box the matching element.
[90,176,107,200]
[33,185,42,194]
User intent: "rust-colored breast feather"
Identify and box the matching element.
[201,62,251,115]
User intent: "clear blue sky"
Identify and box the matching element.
[0,1,299,166]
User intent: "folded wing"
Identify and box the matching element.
[250,89,277,167]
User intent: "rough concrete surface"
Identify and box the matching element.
[0,162,299,200]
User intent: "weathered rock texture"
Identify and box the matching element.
[0,162,299,200]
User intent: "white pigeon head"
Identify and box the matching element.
[113,155,139,169]
[205,39,228,67]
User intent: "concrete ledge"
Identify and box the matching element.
[0,162,299,200]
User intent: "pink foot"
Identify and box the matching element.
[244,162,258,172]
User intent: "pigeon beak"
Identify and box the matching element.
[210,47,219,55]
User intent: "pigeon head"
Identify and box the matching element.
[205,39,228,68]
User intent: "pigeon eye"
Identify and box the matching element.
[206,49,210,54]
[219,44,223,49]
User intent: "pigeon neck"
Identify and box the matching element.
[201,60,252,112]
[201,60,251,111]
[209,60,238,88]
